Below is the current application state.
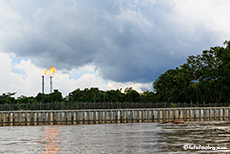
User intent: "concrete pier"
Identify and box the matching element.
[0,107,229,126]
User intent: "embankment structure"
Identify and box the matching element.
[0,107,229,126]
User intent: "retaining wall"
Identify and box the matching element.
[1,107,229,126]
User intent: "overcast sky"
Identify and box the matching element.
[0,0,230,98]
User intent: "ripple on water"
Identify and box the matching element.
[0,121,229,153]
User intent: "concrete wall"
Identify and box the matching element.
[0,107,229,126]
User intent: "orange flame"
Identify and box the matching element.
[42,69,47,76]
[49,66,57,76]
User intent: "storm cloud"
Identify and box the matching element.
[1,0,229,83]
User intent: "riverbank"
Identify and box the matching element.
[0,107,229,126]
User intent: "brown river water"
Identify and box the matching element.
[0,121,229,154]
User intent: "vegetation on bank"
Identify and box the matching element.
[154,40,230,104]
[0,87,156,104]
[1,40,230,105]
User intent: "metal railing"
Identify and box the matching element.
[0,102,229,111]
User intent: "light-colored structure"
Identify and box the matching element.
[0,107,229,126]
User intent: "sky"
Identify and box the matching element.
[0,0,230,98]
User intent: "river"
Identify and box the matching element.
[0,121,229,153]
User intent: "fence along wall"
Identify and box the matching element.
[2,102,229,111]
[0,107,230,126]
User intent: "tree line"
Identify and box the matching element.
[154,40,230,104]
[0,87,156,104]
[1,40,230,105]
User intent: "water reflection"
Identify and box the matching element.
[0,121,229,153]
[41,126,62,153]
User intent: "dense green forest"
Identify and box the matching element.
[1,40,230,105]
[0,87,156,104]
[154,40,230,104]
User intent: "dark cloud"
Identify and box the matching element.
[0,0,220,83]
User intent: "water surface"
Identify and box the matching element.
[0,121,229,153]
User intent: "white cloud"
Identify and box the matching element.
[0,52,152,98]
[173,0,230,43]
[0,52,15,91]
[0,0,229,93]
[54,65,153,97]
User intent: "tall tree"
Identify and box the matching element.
[153,40,230,104]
